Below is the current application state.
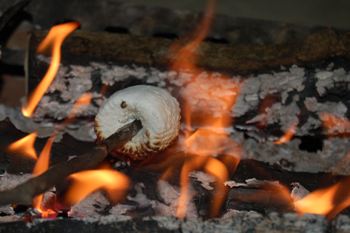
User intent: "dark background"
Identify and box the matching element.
[121,0,350,29]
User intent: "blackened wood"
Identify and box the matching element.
[226,187,294,212]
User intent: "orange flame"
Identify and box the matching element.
[294,177,350,219]
[64,169,130,206]
[7,132,37,160]
[292,115,350,218]
[170,0,217,73]
[22,22,79,117]
[320,113,350,136]
[274,121,298,145]
[176,156,207,218]
[166,0,241,218]
[64,93,93,124]
[33,136,55,176]
[32,136,56,218]
[176,156,229,218]
[203,158,229,217]
[74,93,93,106]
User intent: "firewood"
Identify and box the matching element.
[0,120,142,206]
[28,28,350,81]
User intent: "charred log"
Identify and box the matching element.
[0,120,141,206]
[28,28,350,81]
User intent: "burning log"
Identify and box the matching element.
[23,52,350,175]
[0,120,142,206]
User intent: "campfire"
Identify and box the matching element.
[0,0,350,232]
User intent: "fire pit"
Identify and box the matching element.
[0,0,350,232]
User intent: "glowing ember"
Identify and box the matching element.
[74,93,93,106]
[295,176,350,219]
[22,22,79,117]
[64,93,93,124]
[32,136,56,218]
[274,121,298,145]
[64,169,130,206]
[7,132,37,160]
[320,113,350,136]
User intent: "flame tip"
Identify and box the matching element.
[23,22,79,116]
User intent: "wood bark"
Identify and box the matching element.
[28,28,350,85]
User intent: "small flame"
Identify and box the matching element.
[52,93,94,132]
[170,0,217,73]
[203,158,229,217]
[74,93,93,106]
[22,22,79,117]
[294,177,350,219]
[176,156,207,218]
[65,93,93,123]
[32,136,56,218]
[64,169,130,206]
[274,121,298,145]
[33,136,55,176]
[320,113,350,136]
[7,132,37,160]
[290,115,350,218]
[176,156,229,218]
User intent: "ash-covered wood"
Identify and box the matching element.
[0,213,333,233]
[23,56,350,174]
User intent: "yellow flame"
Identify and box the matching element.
[22,22,79,117]
[295,177,350,219]
[7,132,37,160]
[32,136,56,218]
[64,169,130,206]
